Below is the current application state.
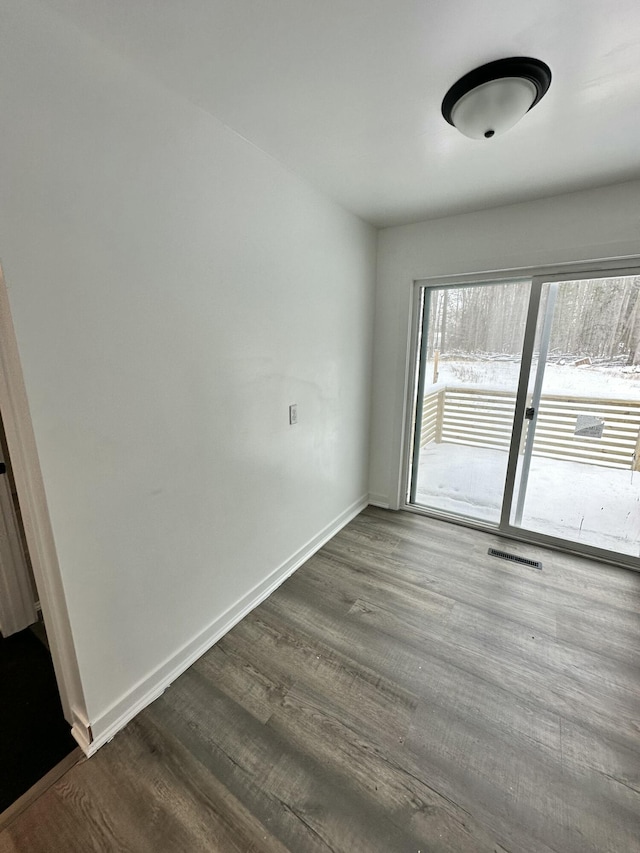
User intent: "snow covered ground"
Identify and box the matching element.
[430,359,640,399]
[415,443,640,558]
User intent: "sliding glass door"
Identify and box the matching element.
[511,275,640,557]
[410,280,530,523]
[408,271,640,563]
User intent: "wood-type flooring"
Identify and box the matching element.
[2,506,639,852]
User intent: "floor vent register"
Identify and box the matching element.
[488,548,542,570]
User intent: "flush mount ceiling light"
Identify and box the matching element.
[441,57,551,140]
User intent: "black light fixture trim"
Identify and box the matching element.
[441,57,552,127]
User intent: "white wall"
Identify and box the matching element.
[370,181,640,508]
[0,1,376,746]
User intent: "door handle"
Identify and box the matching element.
[525,407,535,420]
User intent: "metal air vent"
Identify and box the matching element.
[488,547,542,570]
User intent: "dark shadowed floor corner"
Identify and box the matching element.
[0,628,78,815]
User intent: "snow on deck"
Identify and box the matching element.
[415,443,640,558]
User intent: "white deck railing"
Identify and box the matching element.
[421,386,640,470]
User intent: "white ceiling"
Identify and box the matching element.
[40,0,640,227]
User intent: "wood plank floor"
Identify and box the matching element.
[2,506,640,852]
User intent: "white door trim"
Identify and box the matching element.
[0,266,90,745]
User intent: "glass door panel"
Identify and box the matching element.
[512,275,640,557]
[410,281,530,524]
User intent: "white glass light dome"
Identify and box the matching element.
[450,77,538,139]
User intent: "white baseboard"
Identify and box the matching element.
[83,494,368,756]
[368,493,390,509]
